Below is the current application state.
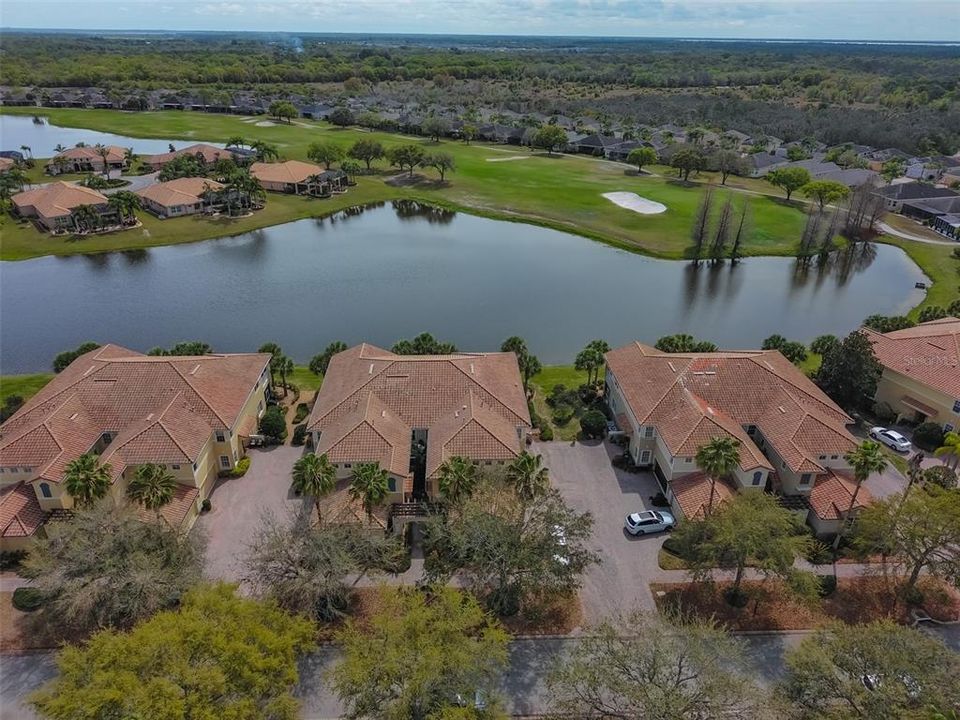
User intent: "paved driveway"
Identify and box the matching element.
[196,445,309,582]
[539,440,665,619]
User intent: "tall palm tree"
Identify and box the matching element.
[107,191,141,225]
[19,145,32,160]
[437,455,479,506]
[226,135,246,150]
[258,342,282,387]
[279,356,294,397]
[349,462,390,524]
[250,140,279,162]
[507,451,549,503]
[53,143,66,154]
[695,436,741,516]
[291,452,336,524]
[124,147,137,169]
[95,143,111,178]
[833,440,888,551]
[935,431,960,470]
[126,463,177,518]
[72,204,101,233]
[63,453,112,507]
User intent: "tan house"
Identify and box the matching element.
[306,344,531,510]
[141,144,241,172]
[11,182,118,233]
[604,342,861,534]
[46,145,128,175]
[138,177,226,218]
[250,160,347,196]
[863,317,960,431]
[0,344,271,548]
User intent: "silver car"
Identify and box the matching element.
[869,427,912,453]
[625,510,675,535]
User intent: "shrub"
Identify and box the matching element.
[650,491,670,507]
[538,425,554,441]
[924,465,958,489]
[259,405,287,441]
[552,403,576,426]
[873,401,897,424]
[661,536,685,557]
[293,403,310,424]
[817,575,837,597]
[810,334,838,356]
[201,498,212,513]
[580,409,608,439]
[901,584,924,607]
[230,456,251,478]
[912,422,945,451]
[918,306,946,323]
[0,549,26,571]
[12,587,43,612]
[292,423,307,446]
[806,540,833,565]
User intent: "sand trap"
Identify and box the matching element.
[485,156,530,162]
[255,120,277,127]
[603,191,667,215]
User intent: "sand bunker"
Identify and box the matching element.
[602,191,667,215]
[254,120,277,127]
[486,156,530,162]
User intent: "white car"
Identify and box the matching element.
[869,427,912,453]
[625,510,675,535]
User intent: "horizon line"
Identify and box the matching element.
[1,27,958,44]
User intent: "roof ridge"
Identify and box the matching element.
[168,360,230,427]
[447,356,529,426]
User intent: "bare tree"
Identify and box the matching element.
[711,194,734,261]
[730,199,751,263]
[690,187,714,264]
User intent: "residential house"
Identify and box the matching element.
[137,177,227,218]
[251,161,346,196]
[863,317,960,430]
[748,152,788,177]
[46,145,128,175]
[874,182,959,213]
[571,134,620,156]
[899,195,960,238]
[604,342,862,535]
[11,182,119,233]
[141,144,240,172]
[0,344,271,548]
[306,344,531,514]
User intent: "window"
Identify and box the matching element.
[10,468,17,474]
[219,455,230,469]
[193,462,198,471]
[684,457,692,463]
[102,433,112,443]
[644,426,655,438]
[344,463,352,469]
[953,399,960,414]
[819,455,826,460]
[799,473,812,486]
[945,423,955,433]
[39,483,52,498]
[388,478,396,492]
[746,425,757,435]
[215,431,226,442]
[752,471,763,486]
[171,464,180,470]
[639,450,651,464]
[830,455,838,460]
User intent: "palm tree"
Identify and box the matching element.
[124,147,137,169]
[107,191,141,225]
[127,463,176,518]
[437,455,479,506]
[833,440,888,551]
[72,204,101,233]
[63,453,112,507]
[258,342,282,387]
[226,135,246,150]
[507,451,549,503]
[94,143,111,178]
[53,143,66,154]
[935,431,960,470]
[291,452,337,523]
[349,462,390,524]
[19,145,32,160]
[250,140,279,162]
[695,436,741,516]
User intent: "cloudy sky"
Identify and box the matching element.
[2,0,958,41]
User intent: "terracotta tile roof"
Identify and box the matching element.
[250,160,322,185]
[137,483,199,529]
[0,481,46,539]
[862,317,960,400]
[137,177,224,208]
[606,343,855,474]
[51,145,127,165]
[808,469,873,521]
[12,182,109,218]
[316,394,411,477]
[0,157,14,173]
[144,143,233,167]
[0,344,269,485]
[309,344,530,471]
[671,472,736,520]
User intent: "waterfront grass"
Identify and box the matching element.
[290,365,323,392]
[2,107,955,314]
[1,374,54,405]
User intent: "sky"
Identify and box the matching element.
[1,0,958,41]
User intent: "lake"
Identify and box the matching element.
[0,114,222,157]
[0,201,927,374]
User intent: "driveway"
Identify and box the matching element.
[539,440,665,619]
[196,445,309,582]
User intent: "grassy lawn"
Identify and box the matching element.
[530,365,591,441]
[797,351,822,377]
[881,212,955,242]
[3,107,954,315]
[289,365,323,392]
[876,237,958,317]
[1,373,54,405]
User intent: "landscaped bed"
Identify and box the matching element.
[651,576,960,632]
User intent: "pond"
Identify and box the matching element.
[0,201,928,374]
[0,114,223,157]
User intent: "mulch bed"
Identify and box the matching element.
[0,592,88,654]
[651,576,959,632]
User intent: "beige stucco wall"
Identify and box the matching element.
[874,368,958,429]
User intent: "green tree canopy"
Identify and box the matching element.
[421,151,456,181]
[307,141,345,170]
[386,144,426,176]
[31,583,314,720]
[20,501,203,634]
[309,340,348,375]
[670,146,705,181]
[437,455,481,507]
[816,331,882,408]
[63,452,112,507]
[627,145,658,172]
[268,99,298,122]
[349,462,391,522]
[331,586,509,720]
[52,341,100,373]
[801,179,851,210]
[392,332,457,355]
[291,452,337,523]
[347,139,385,170]
[532,124,568,154]
[654,334,717,353]
[767,166,811,200]
[126,462,177,515]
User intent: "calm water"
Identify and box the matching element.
[0,202,927,374]
[0,115,222,157]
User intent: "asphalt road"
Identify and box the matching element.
[4,625,957,720]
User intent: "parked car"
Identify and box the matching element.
[624,510,675,535]
[869,427,912,453]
